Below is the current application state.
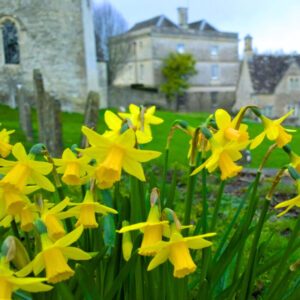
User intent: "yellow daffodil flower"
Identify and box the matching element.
[0,128,15,158]
[251,111,295,149]
[38,197,70,241]
[191,134,249,180]
[117,205,169,256]
[290,151,300,174]
[275,181,300,217]
[59,190,117,228]
[141,224,216,278]
[0,257,52,300]
[119,104,163,143]
[215,109,249,144]
[121,221,133,261]
[79,126,161,189]
[53,148,94,186]
[0,143,54,192]
[18,223,91,284]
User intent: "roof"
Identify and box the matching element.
[188,20,218,31]
[129,15,178,32]
[248,55,300,93]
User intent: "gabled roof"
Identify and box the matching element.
[188,20,218,31]
[129,15,178,32]
[248,55,300,93]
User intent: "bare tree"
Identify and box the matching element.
[93,1,129,84]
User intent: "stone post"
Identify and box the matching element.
[81,91,100,148]
[33,69,47,143]
[51,98,63,157]
[15,85,33,142]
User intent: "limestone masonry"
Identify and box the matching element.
[0,0,106,112]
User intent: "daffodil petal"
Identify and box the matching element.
[123,156,146,181]
[12,143,28,161]
[29,160,53,175]
[215,109,231,130]
[250,132,266,150]
[9,277,52,292]
[276,110,294,124]
[62,148,77,160]
[0,158,16,167]
[105,110,122,131]
[82,126,112,147]
[266,126,279,140]
[15,261,34,277]
[61,247,91,260]
[29,172,55,192]
[116,128,136,148]
[32,252,44,275]
[147,248,169,271]
[49,197,70,214]
[129,104,140,115]
[117,222,149,233]
[126,148,161,163]
[94,203,118,215]
[184,233,216,249]
[55,225,84,247]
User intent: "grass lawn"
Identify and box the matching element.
[1,104,299,169]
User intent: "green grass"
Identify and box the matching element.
[1,104,299,169]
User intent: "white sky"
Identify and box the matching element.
[93,0,300,56]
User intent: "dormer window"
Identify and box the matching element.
[177,44,184,54]
[289,77,300,89]
[211,45,218,56]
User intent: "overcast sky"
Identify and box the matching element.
[93,0,300,56]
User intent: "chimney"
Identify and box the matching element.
[178,7,188,29]
[244,35,253,60]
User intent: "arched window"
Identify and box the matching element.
[2,20,20,64]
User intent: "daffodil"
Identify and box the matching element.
[117,205,169,256]
[141,224,216,278]
[251,111,295,149]
[289,151,300,174]
[59,190,117,228]
[0,143,54,192]
[79,126,161,189]
[18,222,91,284]
[191,133,248,180]
[0,256,52,299]
[38,197,70,241]
[215,108,249,144]
[53,148,94,186]
[275,181,300,217]
[119,104,163,143]
[0,128,14,158]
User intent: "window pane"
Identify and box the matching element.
[2,21,20,64]
[177,44,184,54]
[211,45,218,56]
[211,65,218,79]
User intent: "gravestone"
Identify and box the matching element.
[33,69,47,143]
[80,91,100,148]
[15,85,33,142]
[33,70,63,157]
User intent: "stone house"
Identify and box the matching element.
[0,0,107,112]
[235,36,300,121]
[109,8,239,112]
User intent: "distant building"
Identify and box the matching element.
[235,36,300,120]
[109,8,239,112]
[0,0,107,111]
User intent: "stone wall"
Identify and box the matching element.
[0,0,99,112]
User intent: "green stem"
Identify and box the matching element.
[239,198,270,300]
[161,148,169,207]
[130,177,138,223]
[11,219,20,239]
[165,166,178,209]
[24,232,33,260]
[183,166,197,236]
[137,180,146,221]
[210,180,226,231]
[267,214,300,298]
[201,167,208,234]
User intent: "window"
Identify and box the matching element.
[2,20,20,64]
[286,104,299,117]
[211,45,218,56]
[211,92,218,108]
[139,41,143,49]
[211,65,218,79]
[289,77,300,89]
[177,44,184,54]
[262,106,273,118]
[140,64,144,80]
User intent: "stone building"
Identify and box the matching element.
[235,36,300,121]
[0,0,107,111]
[109,8,239,112]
